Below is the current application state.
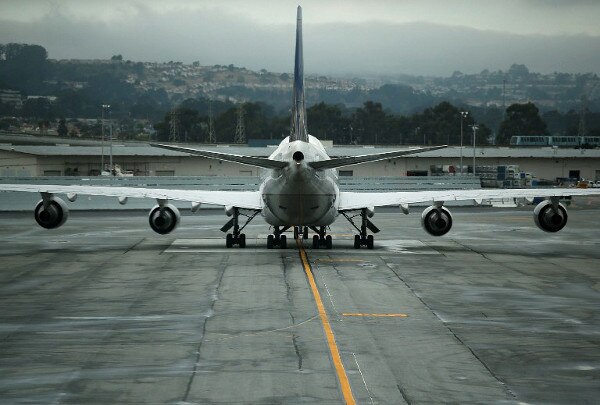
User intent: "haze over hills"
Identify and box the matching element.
[1,7,599,77]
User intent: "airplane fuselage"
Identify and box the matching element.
[260,136,339,226]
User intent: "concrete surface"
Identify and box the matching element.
[0,201,599,404]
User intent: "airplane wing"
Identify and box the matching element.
[309,145,447,170]
[339,187,600,211]
[0,184,262,210]
[151,143,288,170]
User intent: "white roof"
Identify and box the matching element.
[1,144,599,159]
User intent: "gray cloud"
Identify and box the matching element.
[0,4,598,76]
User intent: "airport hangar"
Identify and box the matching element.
[0,144,599,181]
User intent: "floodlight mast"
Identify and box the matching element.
[459,111,468,175]
[101,104,110,172]
[471,124,479,176]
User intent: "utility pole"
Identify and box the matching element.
[502,79,506,115]
[101,104,110,172]
[459,111,468,175]
[471,124,478,176]
[207,100,216,143]
[109,113,113,173]
[234,104,246,144]
[578,95,587,138]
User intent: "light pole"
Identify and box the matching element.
[459,111,468,175]
[101,104,110,172]
[109,111,113,174]
[471,124,478,176]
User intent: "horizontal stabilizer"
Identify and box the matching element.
[151,144,287,170]
[309,145,447,170]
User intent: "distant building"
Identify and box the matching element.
[0,90,23,108]
[0,144,598,182]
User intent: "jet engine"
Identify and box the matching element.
[148,204,180,234]
[421,205,453,236]
[533,200,568,232]
[34,197,69,229]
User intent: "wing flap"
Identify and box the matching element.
[0,184,262,210]
[309,145,447,170]
[339,188,600,211]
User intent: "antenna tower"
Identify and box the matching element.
[578,95,587,138]
[234,104,246,144]
[207,100,216,143]
[169,110,180,142]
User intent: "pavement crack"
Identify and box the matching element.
[282,255,293,304]
[181,254,228,403]
[291,329,303,371]
[122,237,146,254]
[397,384,411,404]
[385,261,517,401]
[284,257,303,371]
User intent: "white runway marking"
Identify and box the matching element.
[375,240,441,255]
[164,238,440,254]
[164,238,274,253]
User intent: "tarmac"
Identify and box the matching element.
[0,202,599,404]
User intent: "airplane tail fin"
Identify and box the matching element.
[290,6,308,142]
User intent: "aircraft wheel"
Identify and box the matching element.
[303,227,309,239]
[226,233,233,248]
[239,234,246,248]
[312,235,319,249]
[280,235,287,249]
[366,235,374,249]
[293,227,299,240]
[354,235,361,249]
[267,234,274,249]
[325,235,332,249]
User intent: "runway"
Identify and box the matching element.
[1,204,599,404]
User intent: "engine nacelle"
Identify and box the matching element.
[34,197,69,229]
[533,200,568,233]
[148,204,181,234]
[421,205,453,236]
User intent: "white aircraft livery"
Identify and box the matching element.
[1,6,600,249]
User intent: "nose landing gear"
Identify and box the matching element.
[267,226,289,249]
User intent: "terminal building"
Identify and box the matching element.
[0,143,599,183]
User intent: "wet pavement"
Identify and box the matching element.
[0,202,599,404]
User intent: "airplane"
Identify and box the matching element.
[1,6,600,250]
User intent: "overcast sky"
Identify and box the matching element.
[1,0,599,76]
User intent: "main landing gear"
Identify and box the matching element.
[267,226,291,249]
[342,208,380,249]
[309,226,332,249]
[221,208,259,248]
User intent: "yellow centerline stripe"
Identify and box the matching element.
[297,239,356,405]
[342,313,408,318]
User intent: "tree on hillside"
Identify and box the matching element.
[307,102,349,143]
[351,101,389,144]
[497,102,548,145]
[0,43,49,92]
[57,118,68,137]
[406,102,491,146]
